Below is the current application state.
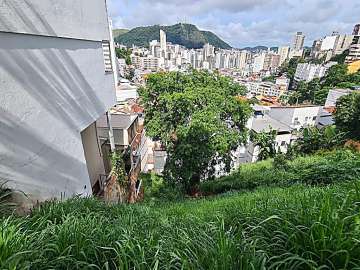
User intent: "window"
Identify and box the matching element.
[102,41,113,73]
[281,141,286,146]
[312,116,317,121]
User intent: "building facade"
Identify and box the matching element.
[292,32,305,51]
[0,0,116,206]
[294,63,329,82]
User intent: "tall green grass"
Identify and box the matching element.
[1,180,360,269]
[200,149,360,194]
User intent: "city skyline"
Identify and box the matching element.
[108,0,360,48]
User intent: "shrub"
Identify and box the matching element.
[200,149,360,194]
[140,173,184,202]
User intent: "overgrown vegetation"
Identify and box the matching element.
[110,151,127,186]
[261,75,276,83]
[200,149,360,194]
[1,179,360,269]
[294,125,346,154]
[250,128,277,161]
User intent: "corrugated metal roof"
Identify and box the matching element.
[251,115,292,133]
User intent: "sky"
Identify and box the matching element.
[107,0,360,48]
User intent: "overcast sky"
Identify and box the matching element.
[107,0,360,48]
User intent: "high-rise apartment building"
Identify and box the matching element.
[278,46,290,65]
[346,23,360,64]
[0,0,116,206]
[333,35,354,55]
[253,52,266,73]
[238,51,250,70]
[160,29,167,58]
[203,43,215,59]
[292,32,305,51]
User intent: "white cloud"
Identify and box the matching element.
[109,0,360,47]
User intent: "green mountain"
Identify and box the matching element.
[115,23,232,49]
[113,29,129,39]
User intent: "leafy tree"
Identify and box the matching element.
[262,75,276,83]
[140,70,252,192]
[295,126,346,154]
[296,81,310,103]
[251,128,277,161]
[309,56,326,65]
[115,48,132,65]
[307,79,321,102]
[334,92,360,140]
[280,57,305,83]
[322,64,349,87]
[314,87,331,105]
[348,70,360,84]
[330,49,349,64]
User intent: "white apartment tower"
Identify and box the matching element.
[0,0,116,206]
[292,32,305,51]
[239,51,250,70]
[278,46,290,65]
[160,29,167,58]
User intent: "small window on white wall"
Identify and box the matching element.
[102,41,113,73]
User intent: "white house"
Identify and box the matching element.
[0,0,116,206]
[268,106,321,130]
[244,106,293,163]
[235,104,322,164]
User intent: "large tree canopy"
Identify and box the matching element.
[140,70,252,192]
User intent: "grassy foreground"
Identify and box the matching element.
[1,180,360,269]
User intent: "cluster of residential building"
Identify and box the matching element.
[117,24,360,101]
[311,25,360,64]
[119,31,307,77]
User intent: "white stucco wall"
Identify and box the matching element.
[291,107,321,129]
[0,0,109,41]
[0,0,116,205]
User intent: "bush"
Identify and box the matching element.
[140,173,184,202]
[200,149,360,194]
